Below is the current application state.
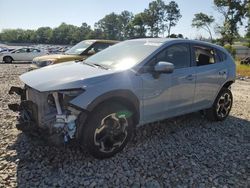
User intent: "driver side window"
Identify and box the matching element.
[156,44,190,69]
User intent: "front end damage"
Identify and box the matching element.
[8,86,84,145]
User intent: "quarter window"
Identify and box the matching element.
[216,49,227,62]
[156,44,190,69]
[194,46,216,66]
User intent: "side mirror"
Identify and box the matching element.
[154,61,174,74]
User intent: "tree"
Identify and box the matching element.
[119,11,134,39]
[192,13,215,40]
[71,22,92,43]
[246,1,250,38]
[214,0,248,45]
[143,0,165,37]
[51,23,80,44]
[36,27,53,44]
[95,13,122,40]
[163,1,182,37]
[131,13,147,38]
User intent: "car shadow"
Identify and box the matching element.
[4,112,250,187]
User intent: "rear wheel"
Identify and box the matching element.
[206,88,233,121]
[3,56,13,63]
[81,103,134,159]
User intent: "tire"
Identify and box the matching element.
[3,56,13,63]
[206,88,233,121]
[81,102,134,159]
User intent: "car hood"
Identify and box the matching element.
[20,61,115,92]
[33,54,85,62]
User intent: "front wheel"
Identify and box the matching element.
[81,103,134,159]
[206,88,233,121]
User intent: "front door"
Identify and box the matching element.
[141,43,196,124]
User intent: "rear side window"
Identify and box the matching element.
[193,46,216,66]
[15,48,27,53]
[156,44,190,69]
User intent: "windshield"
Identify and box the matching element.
[65,41,94,55]
[85,40,162,70]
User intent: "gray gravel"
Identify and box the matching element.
[0,64,249,188]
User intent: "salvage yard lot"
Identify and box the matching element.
[0,64,249,187]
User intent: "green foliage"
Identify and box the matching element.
[224,44,236,58]
[163,1,182,37]
[0,1,183,44]
[95,12,122,40]
[131,13,147,38]
[142,0,182,37]
[143,0,165,37]
[214,0,248,45]
[191,13,215,40]
[94,11,135,40]
[246,1,250,40]
[0,23,93,45]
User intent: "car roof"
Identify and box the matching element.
[129,38,226,52]
[84,39,119,44]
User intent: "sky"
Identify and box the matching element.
[0,0,247,39]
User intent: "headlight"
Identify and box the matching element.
[47,89,85,107]
[59,88,85,97]
[33,60,55,67]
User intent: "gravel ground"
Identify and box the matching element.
[0,64,249,188]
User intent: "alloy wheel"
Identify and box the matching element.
[216,93,232,118]
[94,113,128,153]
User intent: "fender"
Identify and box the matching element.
[86,89,140,114]
[212,79,235,106]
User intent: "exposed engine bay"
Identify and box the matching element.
[8,86,82,145]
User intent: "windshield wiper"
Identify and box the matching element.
[93,63,109,70]
[76,60,109,70]
[77,61,96,68]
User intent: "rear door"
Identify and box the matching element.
[191,45,228,110]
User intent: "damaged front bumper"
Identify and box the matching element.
[8,100,39,133]
[8,86,83,145]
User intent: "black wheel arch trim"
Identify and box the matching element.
[74,89,140,140]
[211,80,234,107]
[87,89,140,124]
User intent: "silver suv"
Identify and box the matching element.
[9,38,236,158]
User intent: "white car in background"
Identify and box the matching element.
[0,47,47,63]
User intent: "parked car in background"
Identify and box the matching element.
[9,38,235,159]
[0,47,15,54]
[31,40,118,69]
[0,47,10,54]
[0,47,47,63]
[240,56,250,65]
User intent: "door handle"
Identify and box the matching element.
[219,71,226,75]
[185,75,194,81]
